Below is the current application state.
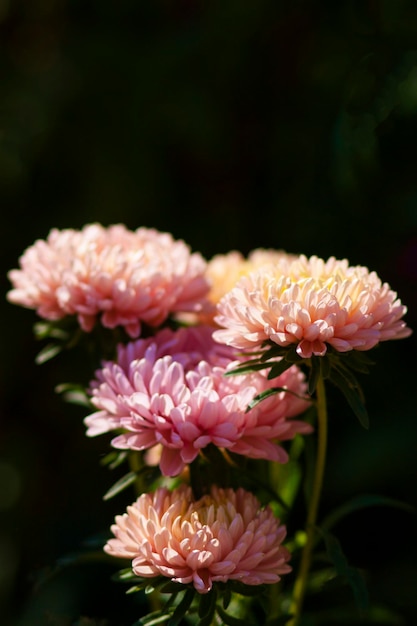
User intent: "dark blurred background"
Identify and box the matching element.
[1,1,417,625]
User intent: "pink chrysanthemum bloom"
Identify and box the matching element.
[85,326,311,476]
[104,484,292,593]
[7,224,210,338]
[214,255,412,358]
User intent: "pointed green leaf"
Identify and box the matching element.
[103,471,138,501]
[267,359,294,380]
[319,529,369,611]
[100,450,129,470]
[159,581,187,594]
[197,587,217,625]
[35,343,63,364]
[222,587,232,610]
[329,368,369,428]
[112,568,138,583]
[246,387,284,411]
[167,588,195,626]
[215,605,257,626]
[134,611,171,625]
[229,581,267,596]
[321,494,416,532]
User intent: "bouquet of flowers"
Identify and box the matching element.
[7,223,412,626]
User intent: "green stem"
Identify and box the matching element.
[289,373,328,625]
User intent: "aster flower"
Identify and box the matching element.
[85,325,311,476]
[105,484,291,594]
[206,248,292,308]
[214,254,412,359]
[7,224,210,338]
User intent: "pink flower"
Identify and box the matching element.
[104,484,292,593]
[7,224,210,338]
[85,326,311,476]
[214,255,412,358]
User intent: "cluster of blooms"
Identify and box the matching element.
[7,223,412,610]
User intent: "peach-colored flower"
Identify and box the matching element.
[214,255,412,358]
[85,326,311,476]
[104,484,291,593]
[206,249,292,307]
[7,224,210,338]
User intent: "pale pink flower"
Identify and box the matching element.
[7,224,210,337]
[104,484,292,593]
[85,326,311,476]
[214,255,412,358]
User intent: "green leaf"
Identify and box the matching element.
[222,587,232,610]
[159,581,187,594]
[34,321,69,341]
[215,605,257,626]
[329,368,369,428]
[225,361,273,376]
[127,584,146,594]
[55,383,91,407]
[319,529,369,611]
[134,611,171,625]
[197,587,217,625]
[342,350,375,374]
[246,386,311,412]
[112,568,138,583]
[103,471,138,500]
[167,588,195,626]
[321,494,416,532]
[100,450,129,470]
[267,359,294,380]
[35,343,63,364]
[229,581,267,596]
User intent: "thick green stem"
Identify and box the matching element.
[289,373,328,625]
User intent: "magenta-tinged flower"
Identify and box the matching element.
[85,326,311,476]
[7,224,210,338]
[214,255,412,358]
[105,485,292,593]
